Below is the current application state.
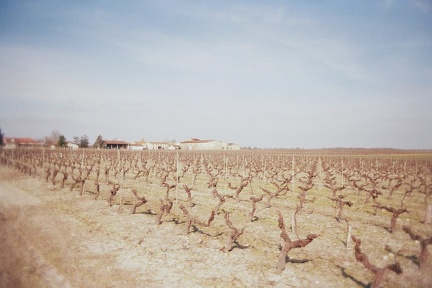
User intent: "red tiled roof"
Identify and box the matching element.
[103,140,129,145]
[5,137,41,145]
[180,138,214,144]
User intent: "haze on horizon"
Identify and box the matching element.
[1,1,431,149]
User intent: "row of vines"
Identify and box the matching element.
[1,148,431,287]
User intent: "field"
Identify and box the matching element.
[0,148,431,287]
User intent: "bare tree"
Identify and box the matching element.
[44,130,61,146]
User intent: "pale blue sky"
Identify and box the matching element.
[1,0,431,148]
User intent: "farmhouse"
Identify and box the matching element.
[103,140,129,149]
[67,142,79,150]
[129,139,147,150]
[146,141,171,150]
[179,138,240,150]
[226,143,241,150]
[102,139,176,150]
[129,143,146,150]
[3,137,43,149]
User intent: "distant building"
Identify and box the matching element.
[3,137,43,149]
[226,143,241,150]
[146,141,171,150]
[129,144,146,150]
[67,142,79,150]
[103,140,130,149]
[167,144,180,150]
[103,139,177,150]
[129,140,147,150]
[179,138,240,150]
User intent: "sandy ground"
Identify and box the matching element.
[0,166,299,288]
[0,165,431,288]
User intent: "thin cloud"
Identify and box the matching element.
[0,1,431,149]
[414,0,432,13]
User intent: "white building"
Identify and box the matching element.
[129,140,147,150]
[67,142,79,150]
[226,143,241,150]
[146,141,171,150]
[179,138,240,150]
[3,137,43,149]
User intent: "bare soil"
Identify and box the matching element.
[0,166,431,287]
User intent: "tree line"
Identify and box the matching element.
[0,127,105,149]
[55,131,105,149]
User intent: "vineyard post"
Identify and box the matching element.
[118,149,123,208]
[346,224,352,248]
[291,209,297,235]
[341,157,344,186]
[117,149,122,188]
[425,204,432,225]
[175,150,179,205]
[81,150,86,194]
[119,165,123,207]
[291,155,295,193]
[260,154,263,182]
[81,150,84,167]
[242,154,246,178]
[224,154,227,194]
[318,156,322,192]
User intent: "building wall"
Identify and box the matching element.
[180,141,225,150]
[227,144,241,150]
[3,138,43,149]
[106,143,129,149]
[4,143,17,149]
[67,143,79,150]
[146,142,170,150]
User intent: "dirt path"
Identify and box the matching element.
[0,167,148,287]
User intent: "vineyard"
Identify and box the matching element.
[1,148,431,287]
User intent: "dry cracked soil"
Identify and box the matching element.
[0,166,431,288]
